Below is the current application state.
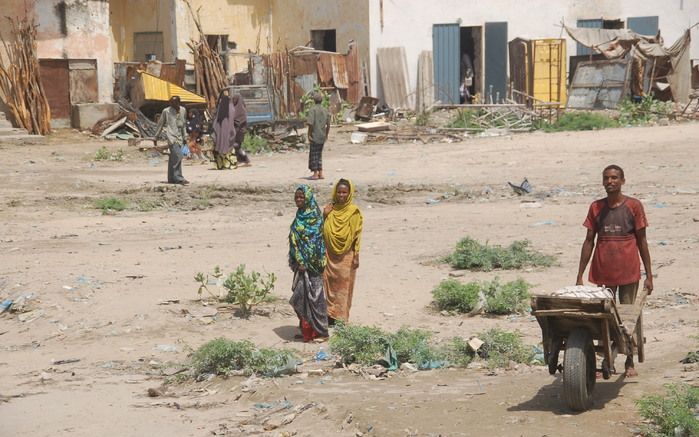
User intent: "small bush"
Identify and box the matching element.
[190,338,299,378]
[482,278,531,315]
[432,279,481,313]
[447,109,483,129]
[618,96,674,126]
[415,111,431,126]
[391,328,445,367]
[636,384,699,437]
[94,146,124,161]
[433,278,532,315]
[191,338,255,376]
[442,337,475,367]
[222,264,276,317]
[543,111,618,132]
[445,237,555,271]
[94,197,127,213]
[329,323,388,365]
[478,328,534,369]
[242,133,269,154]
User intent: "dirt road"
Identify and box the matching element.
[1,123,697,436]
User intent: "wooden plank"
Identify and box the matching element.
[357,121,390,132]
[376,47,413,110]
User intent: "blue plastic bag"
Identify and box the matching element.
[181,143,190,157]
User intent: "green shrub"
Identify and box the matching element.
[442,337,475,367]
[478,328,534,369]
[618,96,674,126]
[482,278,531,314]
[415,111,431,126]
[242,133,269,154]
[445,237,555,271]
[94,197,127,213]
[329,323,388,365]
[543,111,618,132]
[190,338,299,378]
[391,328,445,366]
[300,85,330,120]
[94,146,124,161]
[447,109,483,129]
[222,265,276,317]
[191,338,255,376]
[636,384,699,437]
[432,279,481,313]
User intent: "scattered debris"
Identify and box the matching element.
[51,358,80,365]
[508,178,532,195]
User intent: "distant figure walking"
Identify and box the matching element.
[306,92,330,180]
[154,96,189,185]
[212,93,251,170]
[322,178,363,324]
[289,185,329,342]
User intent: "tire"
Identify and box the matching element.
[563,328,596,411]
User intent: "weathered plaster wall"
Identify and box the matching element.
[367,0,699,102]
[173,0,273,74]
[109,0,176,62]
[271,0,370,65]
[25,0,113,103]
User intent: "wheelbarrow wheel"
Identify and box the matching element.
[563,328,596,411]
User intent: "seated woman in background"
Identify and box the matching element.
[289,185,329,342]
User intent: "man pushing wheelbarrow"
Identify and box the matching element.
[576,164,653,378]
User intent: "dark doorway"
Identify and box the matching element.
[310,29,336,52]
[460,26,481,103]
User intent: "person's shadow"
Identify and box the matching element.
[507,373,632,414]
[273,325,302,342]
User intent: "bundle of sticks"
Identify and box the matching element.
[184,0,226,109]
[0,15,51,135]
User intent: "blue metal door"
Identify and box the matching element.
[576,19,603,55]
[433,23,460,104]
[627,16,659,36]
[484,21,507,103]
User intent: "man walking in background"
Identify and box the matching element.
[306,92,330,180]
[154,96,189,185]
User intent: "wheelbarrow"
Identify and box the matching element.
[531,286,648,411]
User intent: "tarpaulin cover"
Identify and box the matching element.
[565,26,691,103]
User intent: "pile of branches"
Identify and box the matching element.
[0,15,51,135]
[184,0,226,109]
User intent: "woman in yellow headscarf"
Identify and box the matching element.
[322,178,363,324]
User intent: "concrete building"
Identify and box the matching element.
[1,0,697,125]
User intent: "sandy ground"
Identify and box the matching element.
[0,121,698,437]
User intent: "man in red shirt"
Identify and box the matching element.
[576,165,653,377]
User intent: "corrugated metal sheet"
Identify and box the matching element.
[294,74,317,93]
[317,54,333,85]
[432,24,460,104]
[331,55,349,89]
[576,19,603,55]
[346,42,362,104]
[140,72,206,103]
[567,59,630,109]
[377,47,414,109]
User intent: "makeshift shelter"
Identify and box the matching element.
[262,42,363,119]
[564,25,691,105]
